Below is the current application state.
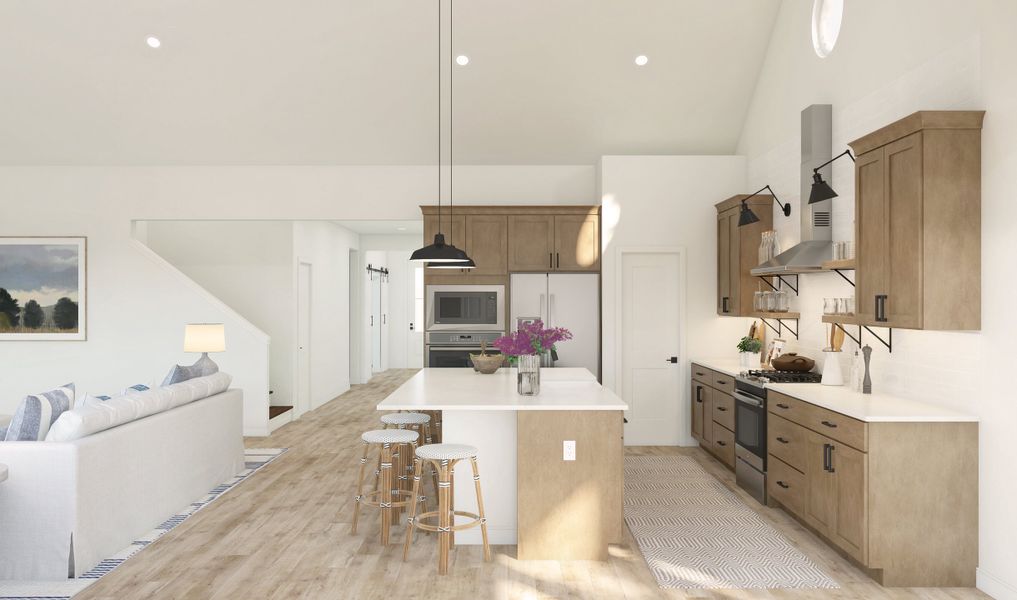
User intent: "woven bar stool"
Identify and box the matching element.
[403,444,491,575]
[350,429,421,545]
[381,412,437,498]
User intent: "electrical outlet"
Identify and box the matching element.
[563,440,576,461]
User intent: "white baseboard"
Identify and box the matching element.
[979,567,1017,600]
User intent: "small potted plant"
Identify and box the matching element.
[737,336,763,369]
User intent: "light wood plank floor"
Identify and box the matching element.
[77,370,988,599]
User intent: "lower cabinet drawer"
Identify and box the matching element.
[691,363,712,385]
[712,424,735,469]
[768,413,807,472]
[712,392,735,431]
[767,456,805,517]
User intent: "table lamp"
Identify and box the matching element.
[184,323,226,373]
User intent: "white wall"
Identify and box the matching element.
[736,1,1017,596]
[144,221,295,409]
[599,156,749,445]
[0,165,589,437]
[292,221,360,411]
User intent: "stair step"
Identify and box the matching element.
[269,406,293,419]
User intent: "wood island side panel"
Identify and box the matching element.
[516,410,623,560]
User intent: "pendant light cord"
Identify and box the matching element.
[448,0,455,246]
[437,0,442,240]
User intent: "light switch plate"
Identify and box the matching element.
[563,440,576,461]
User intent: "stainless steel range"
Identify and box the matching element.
[734,370,821,504]
[425,331,504,368]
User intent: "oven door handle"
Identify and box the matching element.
[733,389,764,408]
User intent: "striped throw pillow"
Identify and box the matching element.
[5,383,75,441]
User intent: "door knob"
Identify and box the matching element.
[665,356,678,363]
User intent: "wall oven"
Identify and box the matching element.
[426,285,505,332]
[425,331,503,368]
[733,378,768,504]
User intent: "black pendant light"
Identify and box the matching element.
[411,0,474,267]
[738,184,791,227]
[808,149,855,204]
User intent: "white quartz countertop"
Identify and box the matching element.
[377,368,627,411]
[691,358,977,423]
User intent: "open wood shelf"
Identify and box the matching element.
[821,259,856,271]
[751,311,800,319]
[821,314,860,325]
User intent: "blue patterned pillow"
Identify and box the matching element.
[162,358,217,386]
[125,384,150,393]
[5,383,75,441]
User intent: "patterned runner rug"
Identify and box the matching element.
[625,455,838,590]
[0,448,287,600]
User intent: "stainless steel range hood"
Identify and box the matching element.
[751,105,834,276]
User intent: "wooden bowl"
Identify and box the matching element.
[469,353,505,374]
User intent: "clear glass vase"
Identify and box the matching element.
[517,354,541,396]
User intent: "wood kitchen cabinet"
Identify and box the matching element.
[689,363,734,469]
[766,389,978,587]
[508,213,600,272]
[554,214,600,271]
[422,214,508,277]
[849,111,984,330]
[715,195,773,316]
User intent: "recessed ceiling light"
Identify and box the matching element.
[634,55,649,66]
[146,36,161,49]
[396,226,407,231]
[455,55,469,66]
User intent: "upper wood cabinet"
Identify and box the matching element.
[422,206,601,277]
[465,215,508,276]
[715,195,773,316]
[508,215,555,271]
[849,111,983,330]
[554,214,600,271]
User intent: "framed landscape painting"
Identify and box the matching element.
[0,237,87,341]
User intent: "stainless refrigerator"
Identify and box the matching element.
[510,273,600,378]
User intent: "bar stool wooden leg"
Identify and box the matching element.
[470,457,492,562]
[448,464,456,548]
[403,456,424,561]
[437,459,451,575]
[350,441,371,534]
[380,442,393,545]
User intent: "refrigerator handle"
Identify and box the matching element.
[549,293,556,327]
[539,293,546,323]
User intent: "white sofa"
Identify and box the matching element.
[0,389,245,580]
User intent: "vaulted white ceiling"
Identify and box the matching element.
[0,0,780,165]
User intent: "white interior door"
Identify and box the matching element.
[371,277,382,373]
[620,251,682,445]
[510,273,548,329]
[407,264,424,368]
[548,274,600,378]
[297,262,312,416]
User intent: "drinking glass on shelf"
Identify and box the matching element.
[844,241,855,260]
[753,291,764,312]
[833,242,842,261]
[775,290,790,312]
[846,296,856,315]
[762,291,775,312]
[836,298,848,315]
[823,298,837,315]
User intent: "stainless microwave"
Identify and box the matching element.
[426,285,505,332]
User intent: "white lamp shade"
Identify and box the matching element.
[184,323,226,353]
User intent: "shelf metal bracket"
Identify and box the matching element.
[832,322,861,346]
[862,325,892,353]
[831,269,855,287]
[776,274,799,295]
[756,274,799,295]
[759,316,799,340]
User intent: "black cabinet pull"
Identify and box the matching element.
[821,420,838,428]
[722,296,730,313]
[875,294,888,322]
[549,253,553,268]
[776,480,790,489]
[716,406,728,412]
[696,386,703,403]
[776,403,790,410]
[695,371,705,377]
[716,440,727,447]
[776,436,789,444]
[556,252,560,268]
[823,443,836,473]
[717,379,726,385]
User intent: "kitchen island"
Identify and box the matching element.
[377,367,627,560]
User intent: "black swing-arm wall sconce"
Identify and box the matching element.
[808,149,855,204]
[738,184,792,227]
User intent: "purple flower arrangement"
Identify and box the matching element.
[492,320,573,358]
